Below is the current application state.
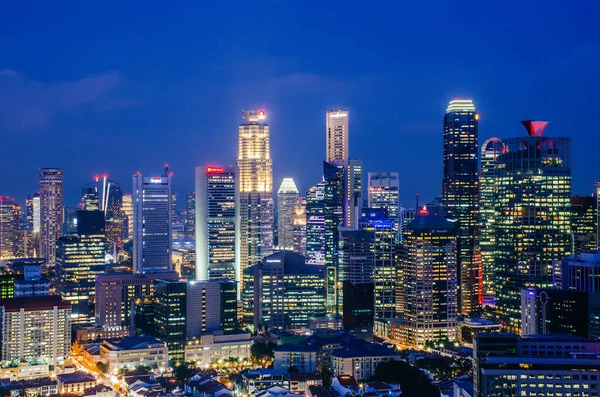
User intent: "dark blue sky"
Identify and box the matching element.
[1,1,599,208]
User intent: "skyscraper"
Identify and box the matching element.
[133,167,172,273]
[442,99,481,314]
[367,172,400,242]
[277,178,299,249]
[306,162,344,314]
[346,158,363,228]
[82,175,125,252]
[292,197,307,256]
[400,205,458,348]
[237,110,274,288]
[0,197,19,260]
[154,279,187,362]
[185,192,195,239]
[121,194,133,243]
[571,195,597,254]
[326,109,349,164]
[494,121,572,333]
[195,166,237,282]
[479,137,505,305]
[39,168,63,265]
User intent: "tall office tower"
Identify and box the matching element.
[95,271,179,327]
[326,109,349,164]
[277,178,299,249]
[0,197,19,260]
[81,185,100,210]
[185,192,195,239]
[237,110,274,290]
[55,210,106,324]
[195,166,238,282]
[339,230,375,331]
[63,208,78,235]
[360,208,396,319]
[243,251,326,330]
[400,205,458,348]
[367,172,400,242]
[39,168,63,265]
[495,121,572,333]
[186,280,237,337]
[479,137,505,305]
[0,295,71,369]
[442,99,481,314]
[346,158,363,228]
[121,194,133,243]
[556,251,600,293]
[292,197,307,256]
[571,195,597,254]
[399,207,415,242]
[89,176,126,252]
[154,279,187,362]
[306,162,344,314]
[133,167,172,273]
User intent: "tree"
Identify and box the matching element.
[96,362,108,374]
[250,341,277,367]
[371,360,440,397]
[320,365,333,388]
[174,363,193,386]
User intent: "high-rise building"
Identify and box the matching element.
[292,197,307,256]
[195,166,238,282]
[306,162,344,314]
[0,295,71,369]
[400,205,458,348]
[25,193,41,257]
[154,279,187,362]
[133,167,172,273]
[346,158,363,228]
[367,172,400,242]
[326,109,349,165]
[556,251,600,293]
[55,210,106,324]
[442,99,481,315]
[360,208,396,320]
[39,168,63,265]
[494,122,572,333]
[121,194,133,243]
[571,195,597,254]
[0,197,19,260]
[339,230,375,331]
[277,178,299,249]
[243,251,326,330]
[95,271,179,327]
[186,280,237,337]
[237,110,274,290]
[479,137,505,306]
[185,192,195,239]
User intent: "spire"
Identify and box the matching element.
[520,120,549,137]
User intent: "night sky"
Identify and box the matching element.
[1,1,599,208]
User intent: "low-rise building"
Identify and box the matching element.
[184,332,251,367]
[242,369,288,393]
[331,339,400,380]
[456,317,501,348]
[73,325,130,343]
[364,382,401,397]
[289,372,322,394]
[56,371,97,394]
[99,336,168,374]
[252,385,296,397]
[185,372,233,397]
[5,377,58,397]
[82,384,116,397]
[274,333,348,373]
[331,376,359,397]
[305,385,340,397]
[0,362,53,381]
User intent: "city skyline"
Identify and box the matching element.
[2,3,598,207]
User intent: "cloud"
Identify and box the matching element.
[0,70,127,130]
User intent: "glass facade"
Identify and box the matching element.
[277,178,299,249]
[39,168,63,266]
[154,279,187,363]
[367,172,400,243]
[442,100,481,314]
[571,195,597,255]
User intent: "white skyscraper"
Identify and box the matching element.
[277,178,299,250]
[133,166,172,273]
[326,109,349,164]
[39,168,63,265]
[237,110,274,289]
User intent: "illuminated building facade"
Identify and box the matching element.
[0,197,20,260]
[571,195,597,254]
[494,122,572,333]
[121,194,133,243]
[243,251,326,330]
[339,230,375,331]
[292,197,307,256]
[237,110,274,289]
[277,178,299,249]
[186,280,237,337]
[346,158,363,228]
[133,167,172,273]
[195,166,237,282]
[25,193,41,257]
[154,279,187,362]
[367,172,400,242]
[479,137,505,305]
[306,162,344,314]
[360,208,396,319]
[39,168,63,265]
[185,192,195,239]
[0,295,72,368]
[442,99,481,314]
[82,175,125,252]
[55,210,106,324]
[400,206,458,348]
[326,109,349,165]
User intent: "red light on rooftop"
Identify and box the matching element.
[206,166,225,174]
[94,175,99,182]
[418,206,429,215]
[258,110,265,116]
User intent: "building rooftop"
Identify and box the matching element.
[0,295,70,312]
[257,251,324,274]
[103,336,165,351]
[405,207,454,232]
[331,339,399,359]
[57,371,96,384]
